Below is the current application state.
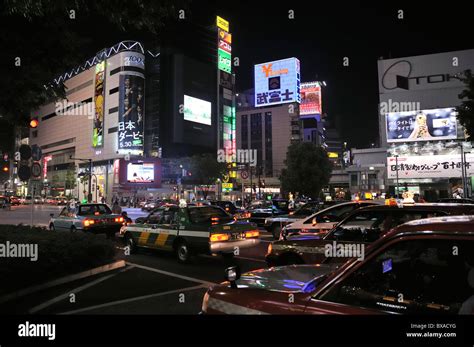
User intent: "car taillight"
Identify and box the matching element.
[210,233,230,242]
[245,230,259,238]
[115,217,124,223]
[211,217,219,225]
[83,219,95,227]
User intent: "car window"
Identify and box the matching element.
[78,204,112,216]
[188,206,229,224]
[387,211,447,230]
[148,209,164,224]
[304,204,360,225]
[59,207,69,217]
[319,239,474,314]
[294,203,319,216]
[324,211,389,242]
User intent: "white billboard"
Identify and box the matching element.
[387,154,474,179]
[254,57,301,107]
[386,108,458,143]
[183,95,212,126]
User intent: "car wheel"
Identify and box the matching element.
[49,223,55,231]
[280,253,304,266]
[125,234,136,254]
[271,224,282,240]
[176,241,191,264]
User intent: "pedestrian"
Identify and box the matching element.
[101,196,106,204]
[112,200,122,214]
[121,211,133,225]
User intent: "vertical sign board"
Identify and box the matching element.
[93,61,106,148]
[216,16,236,187]
[117,75,145,153]
[300,82,322,115]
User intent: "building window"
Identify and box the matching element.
[351,174,358,187]
[264,112,272,176]
[250,113,262,169]
[32,130,38,138]
[241,115,248,149]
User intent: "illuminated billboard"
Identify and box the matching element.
[300,82,322,115]
[386,108,458,143]
[127,162,154,183]
[387,154,474,179]
[92,61,105,147]
[218,49,232,73]
[254,57,301,107]
[184,95,212,126]
[118,75,145,151]
[216,16,229,32]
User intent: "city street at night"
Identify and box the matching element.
[1,0,474,345]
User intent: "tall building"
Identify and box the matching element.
[378,49,474,200]
[23,24,220,202]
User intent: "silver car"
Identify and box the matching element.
[49,203,124,237]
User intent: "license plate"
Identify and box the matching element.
[231,232,245,240]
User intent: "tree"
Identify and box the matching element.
[457,69,474,139]
[280,142,332,199]
[0,0,189,124]
[186,153,227,200]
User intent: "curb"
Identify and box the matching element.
[0,260,126,304]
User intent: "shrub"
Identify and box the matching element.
[0,225,116,295]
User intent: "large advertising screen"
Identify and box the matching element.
[127,162,154,183]
[386,108,458,143]
[92,61,105,148]
[118,75,145,151]
[254,57,301,107]
[300,82,322,115]
[387,154,474,179]
[184,95,212,126]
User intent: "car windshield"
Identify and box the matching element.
[188,206,230,224]
[78,204,112,216]
[325,211,387,242]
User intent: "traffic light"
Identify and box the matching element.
[29,118,39,129]
[2,165,8,173]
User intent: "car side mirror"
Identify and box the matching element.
[225,266,241,289]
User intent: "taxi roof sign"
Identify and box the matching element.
[216,16,229,32]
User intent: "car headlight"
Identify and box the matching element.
[202,292,210,313]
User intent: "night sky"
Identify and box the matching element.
[0,1,472,151]
[199,0,473,148]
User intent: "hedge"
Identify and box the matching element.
[0,225,116,296]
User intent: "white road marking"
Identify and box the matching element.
[125,262,216,286]
[59,284,207,315]
[28,266,134,314]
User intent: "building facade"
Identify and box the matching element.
[378,49,474,200]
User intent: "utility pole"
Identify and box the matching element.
[395,155,400,198]
[70,156,93,202]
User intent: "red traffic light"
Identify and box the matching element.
[29,118,39,128]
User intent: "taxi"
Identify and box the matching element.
[266,203,474,267]
[202,215,474,315]
[118,203,260,263]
